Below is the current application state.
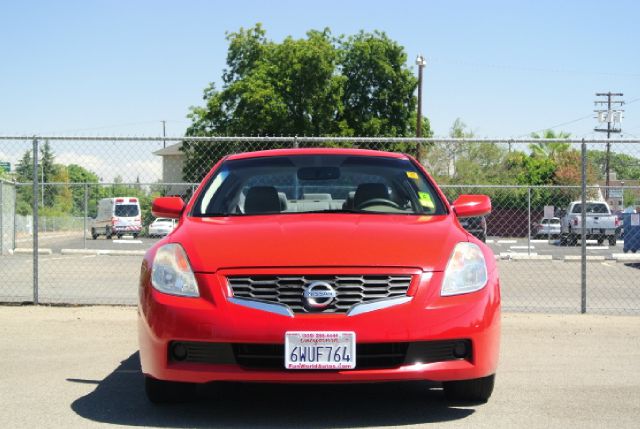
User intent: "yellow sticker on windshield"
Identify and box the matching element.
[418,192,435,209]
[406,171,419,180]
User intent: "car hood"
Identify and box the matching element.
[170,214,467,273]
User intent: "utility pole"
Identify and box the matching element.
[594,92,624,200]
[161,120,167,148]
[415,54,426,164]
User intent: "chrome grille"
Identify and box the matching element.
[228,275,412,313]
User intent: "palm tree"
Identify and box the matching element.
[529,130,571,160]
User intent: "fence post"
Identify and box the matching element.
[527,187,531,255]
[580,139,587,314]
[293,135,299,149]
[32,138,39,305]
[83,183,88,249]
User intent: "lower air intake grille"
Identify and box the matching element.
[169,340,472,370]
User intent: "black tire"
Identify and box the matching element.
[608,236,617,246]
[105,227,112,240]
[597,236,604,245]
[133,233,139,239]
[443,374,495,403]
[91,228,98,240]
[117,234,123,239]
[559,235,568,246]
[145,376,196,404]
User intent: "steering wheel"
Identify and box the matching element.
[356,198,401,210]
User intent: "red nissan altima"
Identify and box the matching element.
[138,148,500,403]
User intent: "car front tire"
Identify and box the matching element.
[443,374,495,403]
[144,376,196,404]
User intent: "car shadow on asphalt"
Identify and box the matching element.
[70,352,476,428]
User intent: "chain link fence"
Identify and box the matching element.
[0,136,639,313]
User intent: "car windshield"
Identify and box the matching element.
[115,204,139,217]
[192,155,446,216]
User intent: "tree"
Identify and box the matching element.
[428,118,474,179]
[39,140,59,207]
[67,164,103,216]
[340,31,419,138]
[16,150,33,182]
[587,150,640,180]
[529,130,571,160]
[183,24,427,182]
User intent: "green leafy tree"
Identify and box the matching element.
[340,31,420,139]
[183,24,427,182]
[529,130,571,160]
[67,164,105,216]
[587,150,640,180]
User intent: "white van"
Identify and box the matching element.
[91,197,142,239]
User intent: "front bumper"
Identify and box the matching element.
[138,267,500,384]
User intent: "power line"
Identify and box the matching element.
[47,119,190,134]
[516,115,592,138]
[429,57,640,78]
[517,95,638,138]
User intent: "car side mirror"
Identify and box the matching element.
[152,197,185,219]
[452,195,491,218]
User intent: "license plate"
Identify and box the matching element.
[285,331,356,370]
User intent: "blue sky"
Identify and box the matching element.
[1,0,639,139]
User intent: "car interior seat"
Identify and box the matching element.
[353,183,389,209]
[245,186,281,214]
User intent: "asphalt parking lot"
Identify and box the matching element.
[0,306,638,428]
[2,233,640,312]
[12,231,640,261]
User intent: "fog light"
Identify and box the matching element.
[171,343,188,361]
[453,341,469,358]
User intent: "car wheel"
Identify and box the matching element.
[597,236,604,245]
[145,376,196,404]
[91,228,98,240]
[106,227,112,239]
[443,374,495,403]
[559,235,567,246]
[117,234,123,239]
[133,233,139,239]
[568,234,578,246]
[608,236,617,246]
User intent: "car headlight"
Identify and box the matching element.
[151,243,199,297]
[441,242,488,296]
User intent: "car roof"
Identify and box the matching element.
[225,148,410,161]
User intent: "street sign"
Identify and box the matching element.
[543,205,555,219]
[0,161,10,173]
[609,188,623,198]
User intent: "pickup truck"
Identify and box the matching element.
[560,201,620,246]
